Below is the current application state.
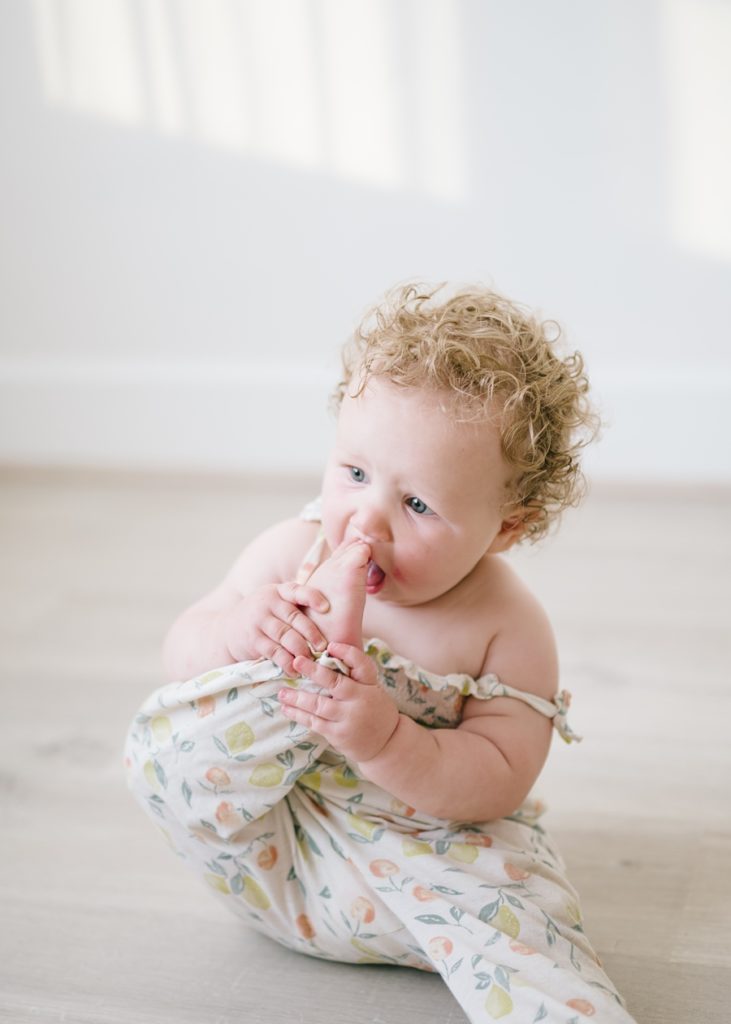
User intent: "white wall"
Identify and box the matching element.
[1,0,730,482]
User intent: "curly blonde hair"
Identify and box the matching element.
[333,282,599,543]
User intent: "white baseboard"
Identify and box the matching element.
[1,360,729,482]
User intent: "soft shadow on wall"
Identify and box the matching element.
[1,1,730,482]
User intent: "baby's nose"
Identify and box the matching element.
[351,504,391,543]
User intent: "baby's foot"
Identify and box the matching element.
[306,539,370,648]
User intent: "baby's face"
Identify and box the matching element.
[320,377,520,608]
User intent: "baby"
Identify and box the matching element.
[125,284,636,1023]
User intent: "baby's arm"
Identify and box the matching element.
[356,591,558,822]
[162,518,329,681]
[284,582,558,821]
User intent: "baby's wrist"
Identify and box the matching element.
[357,711,403,770]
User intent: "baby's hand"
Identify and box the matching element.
[278,642,400,764]
[225,582,330,676]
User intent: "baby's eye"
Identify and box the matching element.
[349,466,366,483]
[406,496,433,516]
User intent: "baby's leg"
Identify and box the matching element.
[124,658,335,941]
[123,539,372,951]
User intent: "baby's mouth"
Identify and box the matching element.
[366,559,386,594]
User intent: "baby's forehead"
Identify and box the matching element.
[342,377,501,432]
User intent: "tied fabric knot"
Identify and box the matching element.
[552,689,582,744]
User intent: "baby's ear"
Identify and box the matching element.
[487,509,532,554]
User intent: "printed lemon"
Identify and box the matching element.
[333,765,359,788]
[249,763,285,787]
[242,876,270,910]
[350,937,380,961]
[485,985,513,1019]
[447,842,478,864]
[224,720,255,754]
[402,838,432,857]
[204,873,230,895]
[299,770,321,791]
[151,716,172,743]
[565,900,583,927]
[494,905,520,938]
[143,759,161,792]
[197,670,223,684]
[349,815,380,841]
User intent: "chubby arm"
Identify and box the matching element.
[162,518,327,681]
[360,592,558,821]
[286,584,559,823]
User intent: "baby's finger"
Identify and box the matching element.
[325,642,378,684]
[291,654,340,690]
[277,581,330,615]
[258,637,297,677]
[274,600,328,653]
[261,614,320,662]
[278,686,339,722]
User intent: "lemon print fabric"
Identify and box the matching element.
[249,763,285,787]
[225,720,254,754]
[124,645,637,1024]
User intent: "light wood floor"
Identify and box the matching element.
[1,468,729,1024]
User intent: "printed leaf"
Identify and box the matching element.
[506,894,524,909]
[213,736,228,755]
[533,1005,548,1023]
[471,953,483,969]
[435,840,451,855]
[450,906,464,923]
[199,819,218,833]
[180,740,195,753]
[434,885,463,896]
[329,836,347,859]
[206,859,227,876]
[570,942,582,971]
[146,798,163,818]
[181,779,193,807]
[226,688,239,703]
[495,966,510,989]
[449,957,464,976]
[319,886,331,899]
[153,760,168,790]
[478,899,501,923]
[304,831,322,856]
[230,873,244,894]
[414,914,448,925]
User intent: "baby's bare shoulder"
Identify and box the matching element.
[470,555,558,700]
